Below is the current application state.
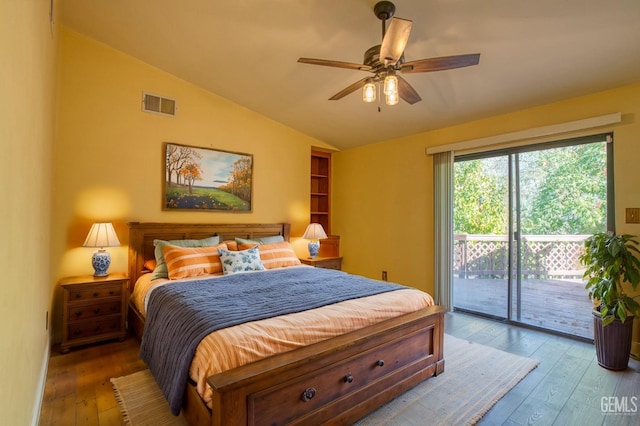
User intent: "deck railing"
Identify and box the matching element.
[453,234,589,280]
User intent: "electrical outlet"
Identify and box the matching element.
[626,208,640,224]
[382,271,388,281]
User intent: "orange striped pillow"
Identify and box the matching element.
[238,241,301,269]
[222,240,239,251]
[162,243,227,280]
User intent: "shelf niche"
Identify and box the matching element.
[310,150,331,234]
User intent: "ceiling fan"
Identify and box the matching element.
[298,1,480,106]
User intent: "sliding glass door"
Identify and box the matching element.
[452,156,510,319]
[453,134,612,339]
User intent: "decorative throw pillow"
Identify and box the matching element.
[235,235,285,245]
[218,246,265,275]
[152,236,220,280]
[238,241,301,270]
[162,243,227,280]
[143,259,157,272]
[223,240,239,251]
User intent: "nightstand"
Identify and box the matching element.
[299,256,343,270]
[60,273,128,353]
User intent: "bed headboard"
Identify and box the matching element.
[127,222,291,290]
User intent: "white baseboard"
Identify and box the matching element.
[31,333,51,426]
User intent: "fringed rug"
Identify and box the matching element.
[111,334,538,425]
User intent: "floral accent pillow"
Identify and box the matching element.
[218,246,265,275]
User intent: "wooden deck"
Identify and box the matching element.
[453,277,594,339]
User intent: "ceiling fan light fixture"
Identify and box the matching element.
[386,91,399,106]
[297,2,480,107]
[362,80,377,103]
[383,73,398,96]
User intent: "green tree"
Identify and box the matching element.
[454,159,508,234]
[219,157,252,202]
[520,143,606,235]
[454,142,607,236]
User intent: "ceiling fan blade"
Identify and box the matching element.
[401,53,480,73]
[380,17,412,66]
[328,77,370,100]
[397,76,421,105]
[298,58,372,72]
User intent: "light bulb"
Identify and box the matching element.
[383,74,398,96]
[362,81,376,103]
[386,92,399,106]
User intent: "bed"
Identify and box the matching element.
[127,222,445,426]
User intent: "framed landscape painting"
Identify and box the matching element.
[164,143,253,212]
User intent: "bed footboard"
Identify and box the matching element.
[183,306,444,426]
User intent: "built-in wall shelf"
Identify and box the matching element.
[310,150,331,234]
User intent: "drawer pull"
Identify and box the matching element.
[75,294,82,298]
[74,311,83,317]
[344,373,354,383]
[301,387,317,402]
[109,290,115,295]
[93,292,99,297]
[376,359,385,367]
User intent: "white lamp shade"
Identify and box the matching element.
[302,223,328,240]
[82,223,121,248]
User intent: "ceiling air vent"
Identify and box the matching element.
[142,92,176,117]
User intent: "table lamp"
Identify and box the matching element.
[302,223,327,258]
[83,222,121,277]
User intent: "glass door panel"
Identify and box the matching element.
[453,157,509,319]
[453,137,610,339]
[513,143,608,339]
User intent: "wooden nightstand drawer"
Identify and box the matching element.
[60,273,129,353]
[68,300,121,321]
[299,256,343,270]
[67,284,122,301]
[67,316,122,341]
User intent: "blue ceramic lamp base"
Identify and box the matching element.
[307,241,320,258]
[92,250,111,277]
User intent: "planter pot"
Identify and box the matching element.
[592,309,634,370]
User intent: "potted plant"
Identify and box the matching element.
[580,232,640,370]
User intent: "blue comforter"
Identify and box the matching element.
[139,266,406,415]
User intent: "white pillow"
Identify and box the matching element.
[218,246,265,275]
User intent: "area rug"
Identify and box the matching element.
[111,334,538,425]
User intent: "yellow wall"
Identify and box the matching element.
[0,1,57,424]
[333,83,640,352]
[52,27,331,338]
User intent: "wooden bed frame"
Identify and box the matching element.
[127,222,445,426]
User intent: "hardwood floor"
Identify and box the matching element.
[38,313,639,425]
[446,312,639,426]
[38,337,146,426]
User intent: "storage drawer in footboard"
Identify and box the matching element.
[205,307,445,426]
[247,326,436,425]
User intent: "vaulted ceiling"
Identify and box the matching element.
[60,0,640,150]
